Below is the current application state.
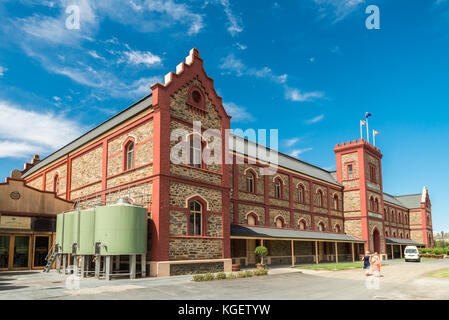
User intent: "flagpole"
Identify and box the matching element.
[373,130,376,146]
[360,121,363,140]
[366,117,370,143]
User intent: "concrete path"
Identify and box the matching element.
[0,259,448,300]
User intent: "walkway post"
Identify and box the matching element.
[400,245,403,259]
[335,242,339,264]
[390,245,394,259]
[315,241,319,264]
[351,243,355,262]
[291,240,295,267]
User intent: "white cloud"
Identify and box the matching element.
[0,66,6,77]
[219,0,243,36]
[0,100,84,158]
[122,49,162,67]
[234,43,247,50]
[305,114,325,124]
[313,0,365,22]
[88,50,106,61]
[223,102,255,122]
[286,88,325,102]
[290,148,313,158]
[283,138,301,148]
[220,54,287,83]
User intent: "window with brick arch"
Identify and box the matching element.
[189,135,203,169]
[189,201,202,236]
[370,197,375,212]
[334,224,341,233]
[317,190,323,207]
[374,198,379,213]
[53,175,59,194]
[298,219,306,230]
[274,178,282,199]
[247,213,256,226]
[384,209,388,220]
[298,184,305,203]
[246,172,255,193]
[333,194,339,210]
[275,217,284,228]
[369,165,377,183]
[125,141,135,170]
[385,230,389,237]
[318,222,325,232]
[347,164,354,179]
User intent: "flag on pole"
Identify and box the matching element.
[360,120,366,140]
[373,130,380,146]
[365,112,372,142]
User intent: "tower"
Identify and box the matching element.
[334,139,385,254]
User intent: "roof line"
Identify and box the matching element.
[22,93,153,178]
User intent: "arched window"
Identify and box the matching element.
[298,219,307,230]
[317,190,323,207]
[334,224,341,233]
[392,210,395,222]
[385,230,389,237]
[370,197,375,211]
[246,171,255,193]
[275,217,284,228]
[384,209,388,220]
[374,198,379,213]
[189,200,202,236]
[404,214,408,224]
[400,233,403,239]
[189,135,203,169]
[406,233,409,239]
[298,184,305,204]
[125,141,135,170]
[274,178,282,199]
[247,214,256,226]
[318,222,326,232]
[53,175,59,194]
[393,232,396,237]
[333,194,339,210]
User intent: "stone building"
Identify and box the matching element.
[19,49,433,276]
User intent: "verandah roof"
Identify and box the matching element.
[231,225,365,243]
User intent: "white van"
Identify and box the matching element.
[404,246,421,262]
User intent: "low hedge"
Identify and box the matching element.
[192,269,269,282]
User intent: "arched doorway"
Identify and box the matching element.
[373,228,381,253]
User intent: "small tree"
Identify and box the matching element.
[254,246,268,266]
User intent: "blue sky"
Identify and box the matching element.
[0,0,448,232]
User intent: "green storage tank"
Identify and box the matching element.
[78,209,96,255]
[72,210,80,252]
[55,213,64,252]
[94,202,147,255]
[62,211,76,254]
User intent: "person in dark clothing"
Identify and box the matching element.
[362,251,371,276]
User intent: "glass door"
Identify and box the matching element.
[0,235,10,270]
[33,235,50,269]
[12,235,31,269]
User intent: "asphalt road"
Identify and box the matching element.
[1,259,448,300]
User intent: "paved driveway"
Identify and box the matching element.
[0,259,448,300]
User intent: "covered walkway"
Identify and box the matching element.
[386,238,425,259]
[230,225,365,267]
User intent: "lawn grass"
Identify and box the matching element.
[397,258,440,262]
[425,269,449,279]
[295,262,365,271]
[295,261,389,271]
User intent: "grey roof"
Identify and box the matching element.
[385,238,424,246]
[394,194,422,209]
[231,224,365,242]
[229,134,342,187]
[23,94,153,178]
[383,193,422,209]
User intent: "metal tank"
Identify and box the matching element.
[94,200,147,255]
[62,211,76,254]
[55,213,64,252]
[77,209,96,255]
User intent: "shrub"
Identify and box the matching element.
[227,273,237,279]
[193,274,206,282]
[204,273,215,281]
[254,246,268,264]
[215,272,227,280]
[237,271,247,278]
[434,248,444,255]
[244,270,254,277]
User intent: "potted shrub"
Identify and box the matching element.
[254,245,268,269]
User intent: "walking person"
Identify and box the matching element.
[362,251,371,276]
[370,252,381,277]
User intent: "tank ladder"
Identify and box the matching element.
[43,245,59,273]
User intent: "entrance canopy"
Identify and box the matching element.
[385,238,424,246]
[231,225,365,243]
